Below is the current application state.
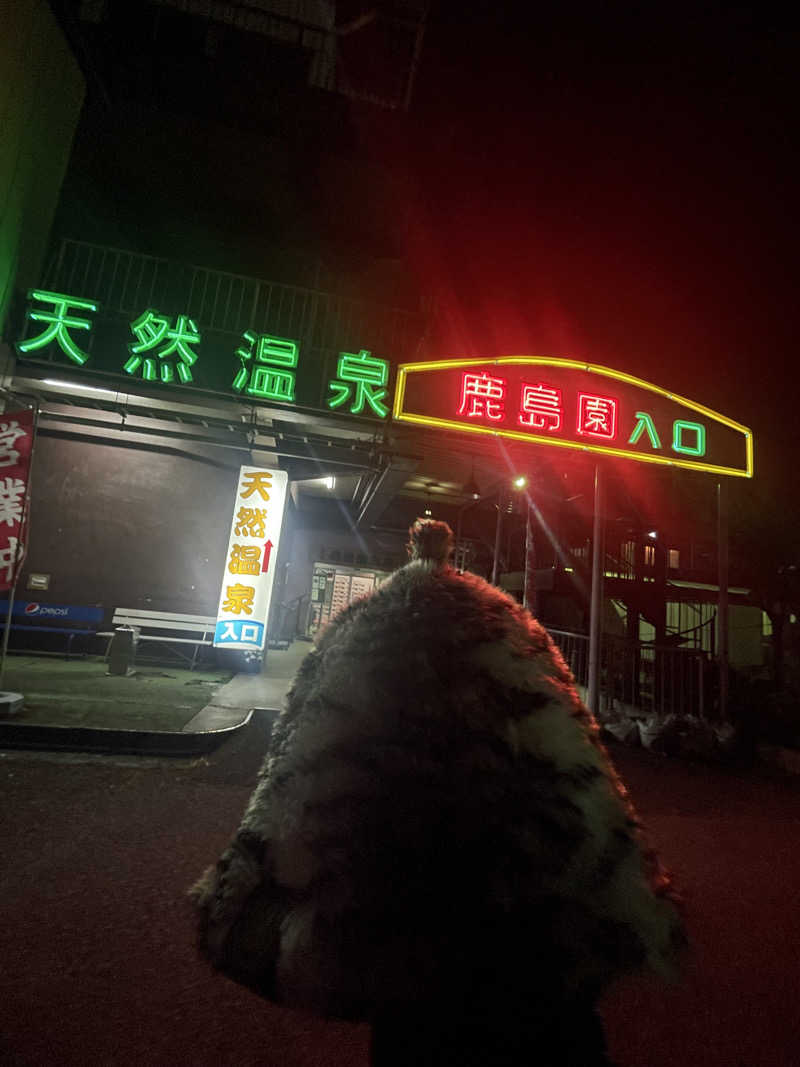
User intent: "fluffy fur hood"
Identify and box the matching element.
[192,544,684,1020]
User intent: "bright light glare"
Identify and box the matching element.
[325,476,335,490]
[647,530,657,539]
[42,378,116,395]
[513,475,527,489]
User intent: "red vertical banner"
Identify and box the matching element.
[0,408,35,592]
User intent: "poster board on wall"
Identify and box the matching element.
[307,561,390,636]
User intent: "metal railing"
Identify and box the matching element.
[42,239,427,362]
[269,594,310,645]
[549,628,714,720]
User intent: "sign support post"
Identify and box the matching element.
[491,487,503,585]
[523,498,536,615]
[587,464,604,717]
[0,582,18,691]
[717,480,729,720]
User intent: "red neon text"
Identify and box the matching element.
[519,382,562,431]
[458,372,505,421]
[576,393,618,439]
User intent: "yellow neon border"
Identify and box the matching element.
[392,356,753,478]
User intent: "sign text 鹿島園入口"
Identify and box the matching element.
[393,357,753,478]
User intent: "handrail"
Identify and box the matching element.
[549,627,712,657]
[43,238,424,314]
[41,238,428,362]
[548,626,714,719]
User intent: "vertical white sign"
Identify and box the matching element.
[213,466,288,652]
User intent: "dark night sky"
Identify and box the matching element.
[390,3,798,521]
[54,1,798,547]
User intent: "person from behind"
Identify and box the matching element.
[191,518,685,1066]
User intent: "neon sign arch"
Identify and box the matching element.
[392,357,753,478]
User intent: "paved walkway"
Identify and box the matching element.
[182,640,311,732]
[0,640,314,754]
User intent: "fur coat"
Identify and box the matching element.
[191,521,684,1023]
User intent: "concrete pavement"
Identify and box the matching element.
[0,639,313,755]
[181,640,311,731]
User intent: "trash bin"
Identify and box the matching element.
[108,626,138,676]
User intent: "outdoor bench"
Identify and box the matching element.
[0,601,104,659]
[98,608,217,669]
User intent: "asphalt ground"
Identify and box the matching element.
[1,734,799,1066]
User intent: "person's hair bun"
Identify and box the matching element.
[407,519,454,566]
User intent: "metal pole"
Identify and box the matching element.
[403,0,430,111]
[587,464,604,717]
[455,504,466,573]
[523,498,536,615]
[717,480,729,720]
[491,488,503,585]
[455,494,480,573]
[0,580,17,690]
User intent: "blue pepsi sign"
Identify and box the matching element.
[0,601,103,622]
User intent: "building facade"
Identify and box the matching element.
[1,1,767,711]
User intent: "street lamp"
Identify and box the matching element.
[455,474,528,581]
[464,475,481,500]
[491,475,528,585]
[454,468,483,570]
[463,456,481,501]
[456,473,526,576]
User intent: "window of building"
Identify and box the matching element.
[668,549,680,569]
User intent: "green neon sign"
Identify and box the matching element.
[232,331,298,402]
[327,349,389,417]
[16,289,98,365]
[628,410,707,457]
[17,289,390,419]
[628,411,662,449]
[672,420,706,456]
[125,309,201,384]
